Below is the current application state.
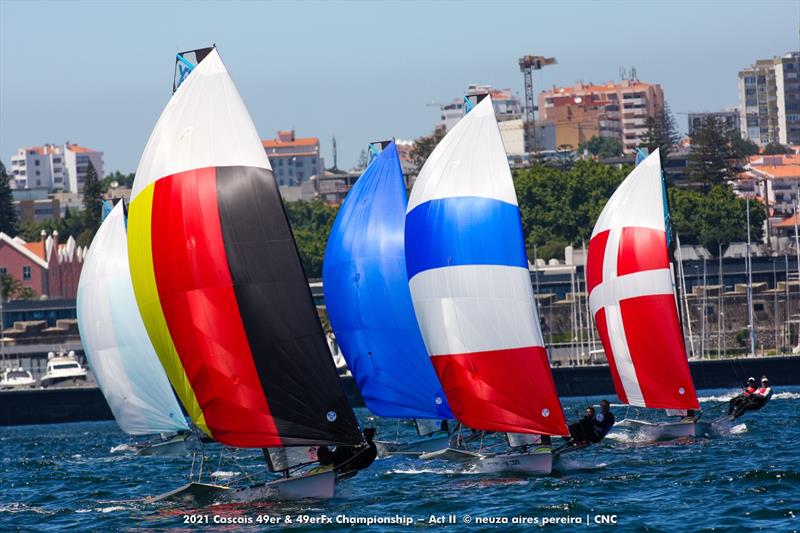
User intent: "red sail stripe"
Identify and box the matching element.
[150,167,281,447]
[617,227,670,277]
[593,307,629,404]
[620,294,699,409]
[586,230,609,294]
[430,346,569,436]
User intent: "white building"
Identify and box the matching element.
[8,143,103,192]
[438,84,522,133]
[262,130,324,187]
[738,52,800,146]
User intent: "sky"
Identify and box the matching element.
[1,0,798,173]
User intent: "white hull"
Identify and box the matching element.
[150,482,229,506]
[421,447,553,475]
[227,469,337,501]
[623,419,710,441]
[375,434,450,457]
[137,433,198,457]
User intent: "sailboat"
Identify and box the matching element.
[404,95,569,474]
[586,148,709,440]
[126,47,366,502]
[77,202,192,455]
[323,140,453,457]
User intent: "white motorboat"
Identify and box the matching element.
[40,351,88,388]
[0,366,36,389]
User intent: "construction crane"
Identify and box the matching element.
[518,55,557,156]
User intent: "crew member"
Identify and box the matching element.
[727,377,757,416]
[595,399,616,439]
[732,376,773,419]
[320,427,378,478]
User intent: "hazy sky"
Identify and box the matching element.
[1,0,798,173]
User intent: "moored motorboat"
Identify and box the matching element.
[39,351,88,388]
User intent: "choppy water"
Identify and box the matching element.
[1,388,798,531]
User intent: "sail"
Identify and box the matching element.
[405,97,568,436]
[77,202,188,436]
[586,149,699,409]
[127,48,362,448]
[323,142,452,420]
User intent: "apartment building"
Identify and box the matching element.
[262,130,324,187]
[539,79,664,154]
[738,52,800,146]
[8,143,103,192]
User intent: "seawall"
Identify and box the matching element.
[1,356,798,427]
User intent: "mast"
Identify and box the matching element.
[718,243,724,358]
[794,199,800,348]
[701,258,707,359]
[746,195,756,357]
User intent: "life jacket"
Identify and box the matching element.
[756,386,772,398]
[743,385,756,396]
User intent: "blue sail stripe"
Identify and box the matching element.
[405,196,528,280]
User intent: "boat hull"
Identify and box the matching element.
[150,482,230,506]
[137,433,198,456]
[421,447,553,474]
[227,469,337,501]
[40,374,87,388]
[625,419,711,441]
[375,434,450,457]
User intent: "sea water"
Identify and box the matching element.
[1,387,798,531]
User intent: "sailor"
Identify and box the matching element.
[566,406,598,445]
[732,376,773,419]
[594,399,615,440]
[727,377,757,416]
[325,427,378,477]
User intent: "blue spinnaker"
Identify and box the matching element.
[323,141,452,419]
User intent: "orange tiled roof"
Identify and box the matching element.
[23,242,45,260]
[262,138,319,148]
[66,143,95,153]
[775,214,800,228]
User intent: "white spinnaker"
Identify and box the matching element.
[77,203,189,435]
[131,48,270,202]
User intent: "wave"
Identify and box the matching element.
[110,444,136,454]
[773,391,800,400]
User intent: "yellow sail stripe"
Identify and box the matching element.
[127,183,209,435]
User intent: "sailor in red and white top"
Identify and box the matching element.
[727,377,757,416]
[731,377,773,420]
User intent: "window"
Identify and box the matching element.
[22,266,31,280]
[35,160,40,166]
[0,267,6,274]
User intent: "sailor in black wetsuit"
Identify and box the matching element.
[732,377,773,420]
[728,377,757,416]
[563,400,615,448]
[317,428,378,478]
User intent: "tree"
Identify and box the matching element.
[284,200,339,278]
[640,102,679,165]
[80,162,104,246]
[410,130,445,172]
[0,272,37,301]
[762,142,792,155]
[578,136,622,159]
[730,134,760,158]
[669,184,765,253]
[101,170,135,191]
[686,116,745,192]
[513,160,629,259]
[0,161,18,235]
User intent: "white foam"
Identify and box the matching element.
[110,444,136,453]
[210,470,237,480]
[773,391,800,400]
[553,458,608,472]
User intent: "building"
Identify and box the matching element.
[539,79,665,154]
[738,153,800,216]
[0,231,85,299]
[687,110,741,136]
[8,143,103,192]
[262,130,324,186]
[738,52,800,146]
[438,84,523,133]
